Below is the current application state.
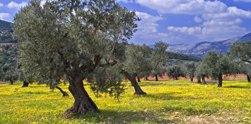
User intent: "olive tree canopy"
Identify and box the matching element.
[14,0,138,116]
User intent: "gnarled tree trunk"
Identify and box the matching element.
[10,80,14,85]
[56,86,69,97]
[218,75,223,87]
[64,76,99,117]
[137,76,141,82]
[155,74,159,81]
[197,77,202,84]
[123,71,146,95]
[22,81,29,87]
[247,75,250,82]
[202,75,207,84]
[190,77,194,82]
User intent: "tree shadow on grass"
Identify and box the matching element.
[143,92,184,100]
[163,106,218,116]
[139,81,191,87]
[23,91,49,95]
[224,85,251,89]
[72,110,174,123]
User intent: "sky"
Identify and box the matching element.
[1,0,251,45]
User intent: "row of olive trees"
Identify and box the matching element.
[181,42,251,87]
[0,44,69,96]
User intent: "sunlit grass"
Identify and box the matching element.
[0,79,250,123]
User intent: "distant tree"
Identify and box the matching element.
[0,45,19,84]
[230,42,251,64]
[166,65,185,80]
[183,62,196,82]
[202,51,238,87]
[122,44,152,95]
[195,62,210,84]
[150,42,168,81]
[14,0,138,116]
[230,42,251,82]
[238,63,251,82]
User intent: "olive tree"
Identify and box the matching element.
[230,42,251,64]
[14,0,138,116]
[122,44,152,95]
[183,62,196,82]
[166,65,185,80]
[202,51,238,87]
[150,41,168,81]
[195,62,210,84]
[239,63,251,82]
[230,42,251,82]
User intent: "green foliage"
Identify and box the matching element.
[195,61,210,79]
[166,65,185,80]
[230,42,251,78]
[150,41,168,77]
[0,80,251,123]
[0,44,19,83]
[123,44,152,75]
[230,42,251,64]
[168,52,201,62]
[14,0,138,96]
[201,51,238,79]
[183,62,196,81]
[91,66,125,99]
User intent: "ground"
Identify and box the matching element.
[0,79,250,124]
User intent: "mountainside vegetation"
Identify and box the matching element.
[0,20,15,43]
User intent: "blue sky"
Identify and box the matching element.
[1,0,251,45]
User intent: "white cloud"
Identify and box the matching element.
[194,16,203,23]
[168,26,202,35]
[131,11,170,44]
[121,0,251,43]
[0,13,10,21]
[0,3,3,7]
[167,17,247,42]
[7,1,27,9]
[132,0,227,15]
[235,0,251,2]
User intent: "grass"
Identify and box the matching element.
[0,79,251,124]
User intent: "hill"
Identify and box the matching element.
[0,20,13,30]
[0,20,16,43]
[168,52,200,62]
[170,33,251,57]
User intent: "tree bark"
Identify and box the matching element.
[10,80,14,85]
[247,75,251,82]
[155,74,159,81]
[202,76,207,84]
[64,76,99,117]
[190,77,194,82]
[56,86,69,97]
[22,81,29,87]
[145,76,149,80]
[218,75,223,87]
[197,77,202,84]
[122,71,146,95]
[137,76,141,82]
